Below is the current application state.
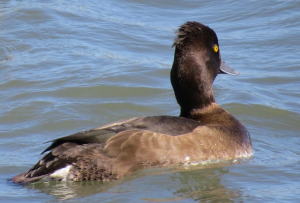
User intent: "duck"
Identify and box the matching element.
[11,21,253,184]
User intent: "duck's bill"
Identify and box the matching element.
[219,60,239,76]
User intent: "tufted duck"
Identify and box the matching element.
[11,21,252,184]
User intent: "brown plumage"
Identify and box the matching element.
[10,21,252,184]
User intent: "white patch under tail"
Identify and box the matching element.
[48,165,73,181]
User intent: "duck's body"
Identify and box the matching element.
[11,22,252,184]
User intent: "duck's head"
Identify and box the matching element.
[171,21,238,117]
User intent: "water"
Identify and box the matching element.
[1,0,300,202]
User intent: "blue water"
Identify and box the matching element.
[1,0,300,202]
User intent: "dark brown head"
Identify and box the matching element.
[170,22,238,117]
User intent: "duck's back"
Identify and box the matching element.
[11,110,252,184]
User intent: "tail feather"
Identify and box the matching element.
[9,172,49,184]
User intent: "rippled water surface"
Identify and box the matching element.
[1,0,300,202]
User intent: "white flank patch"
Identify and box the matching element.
[49,165,73,181]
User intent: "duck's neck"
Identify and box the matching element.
[170,47,217,119]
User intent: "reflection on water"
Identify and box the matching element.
[27,180,116,201]
[173,168,241,203]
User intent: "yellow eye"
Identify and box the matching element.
[213,45,219,53]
